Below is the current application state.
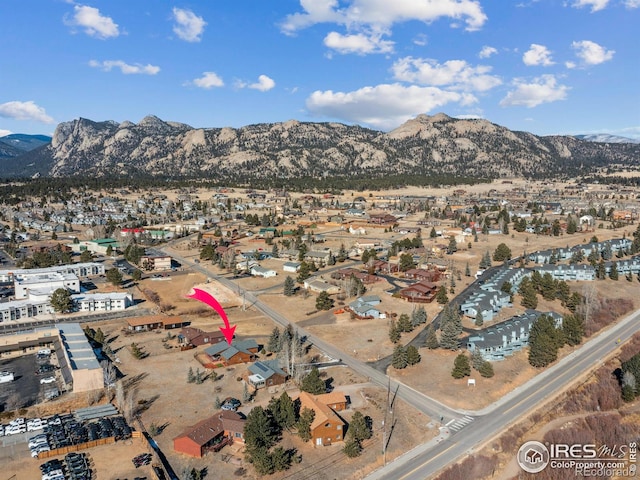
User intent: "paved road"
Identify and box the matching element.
[366,307,640,479]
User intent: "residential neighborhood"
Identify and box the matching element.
[1,178,640,480]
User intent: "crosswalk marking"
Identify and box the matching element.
[448,415,474,431]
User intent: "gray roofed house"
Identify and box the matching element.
[205,339,259,366]
[465,310,563,361]
[247,359,288,389]
[347,294,384,318]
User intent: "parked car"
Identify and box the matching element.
[40,377,56,384]
[221,397,241,411]
[38,348,52,355]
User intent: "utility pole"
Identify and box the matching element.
[382,377,390,465]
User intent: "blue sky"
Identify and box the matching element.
[0,0,638,139]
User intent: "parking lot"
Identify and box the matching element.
[0,354,43,411]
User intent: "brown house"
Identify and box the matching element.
[399,280,438,303]
[368,213,397,225]
[179,327,225,347]
[298,391,346,447]
[126,315,165,332]
[162,316,189,330]
[173,410,246,458]
[247,359,288,389]
[204,339,259,366]
[403,268,440,282]
[314,391,348,412]
[331,268,379,284]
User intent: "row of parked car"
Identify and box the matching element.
[0,416,48,436]
[40,414,131,453]
[29,433,51,457]
[40,452,92,480]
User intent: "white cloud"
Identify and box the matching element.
[571,40,615,66]
[500,75,569,108]
[571,0,610,12]
[305,83,476,130]
[625,0,640,7]
[281,0,488,36]
[89,60,160,75]
[391,57,502,92]
[190,72,224,89]
[455,114,483,119]
[413,34,428,46]
[65,5,119,39]
[478,46,497,58]
[0,101,54,124]
[172,7,206,42]
[324,31,394,54]
[249,75,276,92]
[0,129,12,137]
[522,44,554,66]
[565,61,577,69]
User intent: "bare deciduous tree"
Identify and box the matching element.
[578,283,599,330]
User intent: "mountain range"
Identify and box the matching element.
[4,114,640,181]
[0,133,51,165]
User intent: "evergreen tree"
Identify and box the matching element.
[519,277,538,309]
[451,354,471,378]
[300,367,325,394]
[348,411,372,442]
[214,396,222,409]
[267,327,281,353]
[187,367,195,383]
[399,253,415,271]
[283,276,296,296]
[343,437,363,457]
[541,273,557,301]
[269,392,296,431]
[493,243,512,262]
[471,348,485,371]
[465,262,471,277]
[475,311,484,327]
[410,306,427,326]
[315,291,334,310]
[389,320,401,343]
[296,261,311,283]
[270,446,292,472]
[424,324,439,349]
[439,321,460,350]
[430,227,437,238]
[131,269,142,282]
[406,345,421,365]
[478,361,494,378]
[391,345,408,369]
[106,267,123,287]
[609,261,619,280]
[528,315,562,367]
[50,288,74,313]
[562,314,584,346]
[296,407,315,442]
[397,313,413,333]
[337,244,347,262]
[447,236,457,254]
[596,259,606,279]
[436,285,449,304]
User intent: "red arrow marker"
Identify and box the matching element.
[187,287,236,345]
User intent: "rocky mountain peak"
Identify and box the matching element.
[8,114,640,180]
